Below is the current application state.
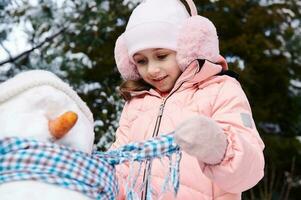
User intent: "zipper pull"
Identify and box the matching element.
[158,98,165,117]
[158,104,164,116]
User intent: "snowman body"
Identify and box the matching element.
[0,70,95,200]
[0,181,90,200]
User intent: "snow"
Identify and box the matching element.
[0,24,31,63]
[226,56,245,70]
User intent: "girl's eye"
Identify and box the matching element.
[136,59,147,65]
[157,54,168,60]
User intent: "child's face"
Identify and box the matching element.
[133,48,182,94]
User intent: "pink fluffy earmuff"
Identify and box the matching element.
[114,0,228,80]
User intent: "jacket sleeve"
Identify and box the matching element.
[200,77,265,193]
[109,102,132,200]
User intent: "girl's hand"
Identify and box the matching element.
[174,116,228,165]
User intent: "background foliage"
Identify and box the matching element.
[0,0,300,199]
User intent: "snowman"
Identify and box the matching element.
[0,70,98,200]
[0,70,183,200]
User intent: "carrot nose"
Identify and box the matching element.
[48,111,78,140]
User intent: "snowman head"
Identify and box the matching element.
[0,70,95,154]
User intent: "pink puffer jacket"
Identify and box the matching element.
[112,60,265,200]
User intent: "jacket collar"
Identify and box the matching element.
[176,59,223,89]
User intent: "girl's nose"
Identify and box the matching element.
[147,63,161,77]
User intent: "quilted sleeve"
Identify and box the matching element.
[201,77,265,193]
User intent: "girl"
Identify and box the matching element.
[111,0,265,199]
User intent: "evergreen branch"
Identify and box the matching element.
[0,28,65,66]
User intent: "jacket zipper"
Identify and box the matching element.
[141,98,165,200]
[141,63,201,200]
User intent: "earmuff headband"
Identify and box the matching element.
[184,0,198,16]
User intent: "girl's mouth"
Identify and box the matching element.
[153,75,167,82]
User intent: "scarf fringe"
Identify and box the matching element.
[125,151,182,200]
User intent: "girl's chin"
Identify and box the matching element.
[155,88,171,97]
[160,92,169,97]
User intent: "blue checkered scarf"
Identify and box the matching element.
[0,134,181,200]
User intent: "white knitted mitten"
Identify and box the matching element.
[174,116,228,165]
